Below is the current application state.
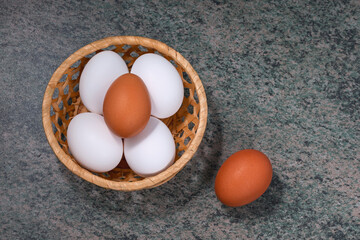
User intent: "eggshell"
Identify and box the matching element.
[67,112,123,173]
[79,51,129,114]
[215,149,273,207]
[131,53,184,119]
[103,73,151,138]
[124,117,175,177]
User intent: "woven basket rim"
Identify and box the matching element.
[42,36,208,191]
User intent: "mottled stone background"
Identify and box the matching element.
[1,0,359,239]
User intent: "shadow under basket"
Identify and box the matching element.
[42,36,208,191]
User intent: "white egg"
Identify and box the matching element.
[67,112,123,172]
[131,53,184,119]
[124,117,175,177]
[80,50,128,114]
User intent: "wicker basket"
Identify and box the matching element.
[42,36,208,191]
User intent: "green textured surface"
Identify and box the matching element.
[1,0,359,239]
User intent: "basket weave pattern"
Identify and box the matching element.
[42,36,207,191]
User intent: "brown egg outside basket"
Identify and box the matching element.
[42,36,208,191]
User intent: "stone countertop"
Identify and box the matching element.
[1,0,359,239]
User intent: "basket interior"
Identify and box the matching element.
[49,44,200,182]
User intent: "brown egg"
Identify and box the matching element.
[103,73,151,138]
[215,149,273,207]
